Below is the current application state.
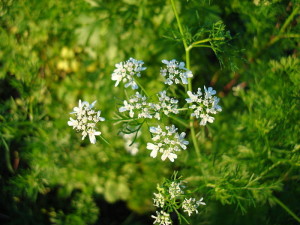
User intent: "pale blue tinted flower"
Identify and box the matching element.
[185,86,221,126]
[161,59,193,85]
[111,57,146,89]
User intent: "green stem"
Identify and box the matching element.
[99,135,111,146]
[192,37,225,45]
[167,115,189,128]
[170,0,188,50]
[273,196,300,223]
[269,5,299,46]
[277,33,300,39]
[191,44,212,49]
[134,77,149,97]
[170,0,201,158]
[173,207,190,225]
[279,5,299,35]
[186,49,201,158]
[177,108,188,111]
[109,118,140,123]
[1,136,14,174]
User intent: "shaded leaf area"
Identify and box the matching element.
[0,0,299,224]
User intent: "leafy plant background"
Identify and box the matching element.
[0,0,299,224]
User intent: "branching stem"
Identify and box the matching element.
[192,37,225,46]
[268,5,299,46]
[170,0,201,158]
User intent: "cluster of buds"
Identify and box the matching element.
[152,175,206,225]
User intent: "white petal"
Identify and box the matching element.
[162,59,169,64]
[90,101,97,108]
[119,106,127,112]
[147,143,158,151]
[179,62,185,69]
[185,98,192,103]
[89,134,96,144]
[150,150,158,158]
[94,131,101,136]
[149,127,157,133]
[168,153,177,162]
[181,76,188,84]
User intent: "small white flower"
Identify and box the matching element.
[112,58,146,89]
[232,82,246,96]
[147,125,189,162]
[182,197,206,216]
[87,129,101,144]
[151,211,172,225]
[152,91,179,120]
[185,86,221,126]
[204,86,216,98]
[161,59,193,85]
[161,150,177,162]
[68,100,105,144]
[197,197,206,206]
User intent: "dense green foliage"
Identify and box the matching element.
[0,0,299,224]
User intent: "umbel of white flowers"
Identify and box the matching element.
[186,86,222,126]
[111,58,193,89]
[182,197,206,216]
[111,57,146,89]
[160,59,193,85]
[118,91,179,120]
[68,100,105,144]
[147,125,189,162]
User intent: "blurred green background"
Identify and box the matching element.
[0,0,299,224]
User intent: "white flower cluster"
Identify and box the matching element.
[152,181,183,209]
[119,91,179,120]
[121,132,140,155]
[152,91,179,119]
[151,211,172,225]
[182,197,206,216]
[68,100,105,144]
[119,92,152,119]
[169,181,184,199]
[186,86,222,126]
[147,125,189,162]
[160,59,193,85]
[111,57,146,89]
[152,178,206,223]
